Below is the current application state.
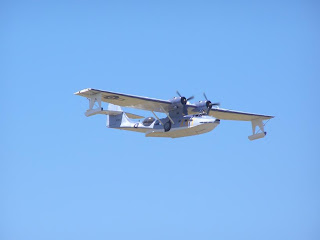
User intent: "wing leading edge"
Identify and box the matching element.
[74,88,172,113]
[75,88,274,121]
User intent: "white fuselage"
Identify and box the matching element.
[108,114,220,138]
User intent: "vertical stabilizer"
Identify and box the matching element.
[106,104,132,128]
[108,103,122,112]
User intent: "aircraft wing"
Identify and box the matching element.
[74,88,172,113]
[208,108,274,121]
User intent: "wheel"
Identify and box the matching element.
[164,121,171,132]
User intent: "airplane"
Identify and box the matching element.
[74,88,274,140]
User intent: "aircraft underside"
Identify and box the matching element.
[115,120,219,138]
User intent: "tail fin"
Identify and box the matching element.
[107,103,122,112]
[107,104,132,128]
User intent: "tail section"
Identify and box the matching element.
[107,104,133,128]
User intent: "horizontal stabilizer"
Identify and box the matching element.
[124,112,144,119]
[85,108,144,119]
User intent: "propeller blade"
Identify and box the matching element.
[207,106,212,115]
[207,102,220,114]
[187,96,194,101]
[177,91,194,102]
[203,92,208,101]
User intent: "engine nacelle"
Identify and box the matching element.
[194,100,211,112]
[169,97,187,106]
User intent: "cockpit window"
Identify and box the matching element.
[142,117,155,126]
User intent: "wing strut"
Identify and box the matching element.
[83,93,143,118]
[160,106,175,124]
[85,93,103,116]
[151,111,164,125]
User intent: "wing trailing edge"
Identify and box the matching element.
[209,108,274,121]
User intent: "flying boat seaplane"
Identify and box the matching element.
[75,88,274,140]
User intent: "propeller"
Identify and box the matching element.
[203,92,220,114]
[176,91,194,101]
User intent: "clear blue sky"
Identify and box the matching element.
[1,1,319,239]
